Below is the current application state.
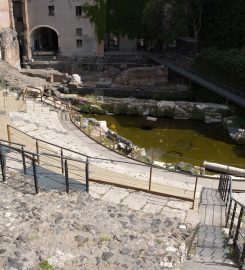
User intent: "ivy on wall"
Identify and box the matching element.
[81,0,107,44]
[106,0,147,38]
[81,0,147,42]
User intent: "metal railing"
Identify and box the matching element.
[145,54,245,99]
[6,123,201,206]
[218,175,245,267]
[0,140,89,194]
[24,83,245,170]
[70,110,245,170]
[20,85,236,206]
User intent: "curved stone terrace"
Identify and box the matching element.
[0,86,243,269]
[5,94,244,192]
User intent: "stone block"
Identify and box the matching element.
[101,188,129,204]
[121,193,147,210]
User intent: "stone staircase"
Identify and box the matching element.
[181,188,238,269]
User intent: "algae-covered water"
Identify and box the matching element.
[88,114,245,168]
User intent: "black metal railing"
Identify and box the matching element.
[218,175,245,268]
[0,141,89,195]
[20,85,231,206]
[6,123,203,206]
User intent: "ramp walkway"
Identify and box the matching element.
[182,181,243,269]
[7,97,202,206]
[146,54,245,108]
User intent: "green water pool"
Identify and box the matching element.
[87,114,245,168]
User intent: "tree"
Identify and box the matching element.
[171,0,205,52]
[81,0,107,44]
[107,0,147,39]
[200,0,245,49]
[142,0,205,52]
[141,0,169,51]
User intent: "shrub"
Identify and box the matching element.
[38,260,53,270]
[194,47,245,93]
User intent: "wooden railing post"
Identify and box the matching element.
[32,154,39,194]
[65,159,69,193]
[0,146,6,183]
[85,157,89,193]
[149,149,154,191]
[88,125,91,137]
[149,165,153,191]
[192,176,198,209]
[113,138,115,150]
[7,125,11,145]
[61,148,64,174]
[80,115,83,128]
[36,140,40,164]
[21,146,26,174]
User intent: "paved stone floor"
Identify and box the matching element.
[89,182,193,223]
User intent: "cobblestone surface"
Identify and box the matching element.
[0,170,194,270]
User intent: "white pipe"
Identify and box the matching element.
[203,161,245,177]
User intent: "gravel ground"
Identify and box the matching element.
[0,170,194,270]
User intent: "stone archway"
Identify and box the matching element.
[30,26,59,55]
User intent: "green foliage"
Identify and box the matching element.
[78,103,105,114]
[107,0,147,38]
[100,233,110,241]
[141,0,205,47]
[141,0,167,42]
[38,260,53,270]
[81,0,107,43]
[194,47,245,92]
[200,0,245,49]
[169,1,188,39]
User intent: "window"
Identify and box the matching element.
[48,5,55,16]
[76,28,83,36]
[107,33,119,51]
[76,39,83,47]
[76,6,82,16]
[137,38,146,50]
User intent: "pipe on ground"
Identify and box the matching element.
[203,161,245,177]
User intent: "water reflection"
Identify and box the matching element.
[87,114,245,167]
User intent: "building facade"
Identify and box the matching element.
[0,0,20,68]
[0,0,11,28]
[13,0,101,59]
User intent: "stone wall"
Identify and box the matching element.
[0,0,11,28]
[0,28,20,68]
[99,97,230,122]
[115,66,169,87]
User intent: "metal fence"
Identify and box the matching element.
[218,175,245,267]
[6,123,201,206]
[0,140,89,194]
